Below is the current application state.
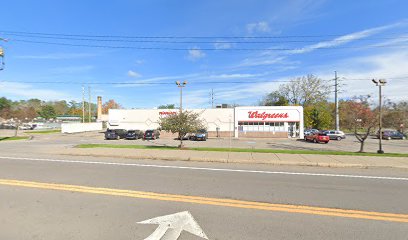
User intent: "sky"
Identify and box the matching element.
[0,0,407,109]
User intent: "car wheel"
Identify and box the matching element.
[337,136,342,141]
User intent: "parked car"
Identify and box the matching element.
[112,129,127,139]
[125,130,143,140]
[378,130,406,140]
[105,129,119,140]
[304,128,319,136]
[324,130,346,141]
[143,129,160,140]
[304,132,330,143]
[192,129,208,141]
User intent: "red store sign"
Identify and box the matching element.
[159,111,177,116]
[248,111,289,120]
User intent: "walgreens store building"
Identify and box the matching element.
[108,106,303,139]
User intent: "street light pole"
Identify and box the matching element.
[372,79,387,154]
[176,81,187,113]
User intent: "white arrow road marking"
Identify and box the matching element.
[138,211,208,240]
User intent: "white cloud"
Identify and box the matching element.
[127,70,142,78]
[313,49,408,103]
[246,21,270,34]
[214,41,232,50]
[187,47,206,61]
[209,73,263,79]
[0,82,70,100]
[289,20,408,54]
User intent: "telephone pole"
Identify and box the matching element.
[82,85,85,123]
[210,88,215,108]
[88,86,91,122]
[334,71,339,131]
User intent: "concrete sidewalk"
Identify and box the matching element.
[56,147,408,169]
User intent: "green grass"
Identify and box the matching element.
[76,144,408,158]
[24,129,60,134]
[0,136,30,141]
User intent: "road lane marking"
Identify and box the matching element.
[1,155,408,181]
[1,178,408,223]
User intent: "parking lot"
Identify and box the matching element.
[3,129,406,154]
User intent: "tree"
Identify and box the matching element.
[304,102,333,129]
[159,111,206,148]
[38,105,57,120]
[341,96,377,152]
[158,104,176,109]
[260,91,289,106]
[278,74,330,106]
[102,99,122,114]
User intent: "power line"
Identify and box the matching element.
[2,32,408,44]
[9,39,408,51]
[1,29,407,39]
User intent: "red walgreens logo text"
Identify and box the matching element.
[159,111,177,116]
[248,111,289,120]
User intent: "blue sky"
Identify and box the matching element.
[0,0,407,109]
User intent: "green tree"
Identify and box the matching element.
[38,105,57,120]
[159,111,206,148]
[304,102,333,129]
[158,104,176,109]
[260,91,289,106]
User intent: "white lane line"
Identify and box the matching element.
[0,156,407,181]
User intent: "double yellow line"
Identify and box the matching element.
[1,178,408,223]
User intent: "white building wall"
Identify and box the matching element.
[61,122,102,133]
[108,108,234,132]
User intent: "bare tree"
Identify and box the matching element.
[279,74,330,106]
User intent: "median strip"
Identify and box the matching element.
[1,178,407,223]
[76,143,408,158]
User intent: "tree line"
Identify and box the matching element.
[0,97,122,122]
[260,74,408,133]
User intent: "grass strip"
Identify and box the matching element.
[24,129,60,134]
[0,136,30,141]
[76,144,408,158]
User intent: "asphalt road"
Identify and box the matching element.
[1,154,407,239]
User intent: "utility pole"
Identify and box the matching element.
[210,89,215,108]
[82,85,85,123]
[0,37,8,71]
[88,86,91,122]
[334,71,339,131]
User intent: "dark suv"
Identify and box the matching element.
[114,129,128,139]
[125,130,143,140]
[105,129,119,140]
[378,130,406,140]
[143,129,160,140]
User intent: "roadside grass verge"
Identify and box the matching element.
[24,129,60,134]
[0,136,30,141]
[76,144,408,158]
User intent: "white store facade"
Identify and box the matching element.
[108,106,303,139]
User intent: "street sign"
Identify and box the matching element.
[138,211,208,240]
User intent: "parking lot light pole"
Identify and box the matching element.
[175,81,187,113]
[372,79,387,154]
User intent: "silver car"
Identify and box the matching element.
[324,130,346,141]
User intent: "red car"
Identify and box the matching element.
[304,132,330,143]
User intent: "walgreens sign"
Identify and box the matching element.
[248,111,289,120]
[236,107,302,122]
